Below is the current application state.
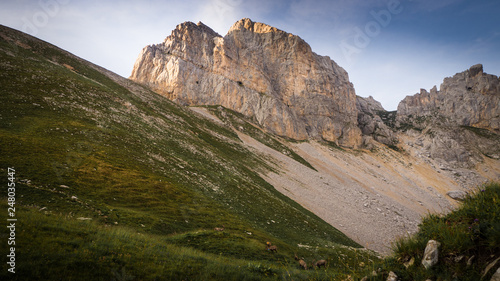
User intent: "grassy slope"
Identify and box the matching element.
[0,25,377,280]
[365,182,500,281]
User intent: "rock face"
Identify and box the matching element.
[397,64,500,132]
[395,65,500,169]
[130,18,362,147]
[356,96,397,147]
[422,240,441,269]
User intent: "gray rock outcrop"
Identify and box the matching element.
[395,65,500,169]
[130,18,362,147]
[356,96,397,146]
[397,64,500,132]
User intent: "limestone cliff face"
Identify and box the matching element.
[396,64,500,168]
[130,18,361,147]
[397,64,500,131]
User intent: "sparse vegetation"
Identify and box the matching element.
[461,125,499,140]
[366,182,500,281]
[206,105,317,171]
[376,110,397,129]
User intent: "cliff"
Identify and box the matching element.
[356,95,397,147]
[130,18,362,148]
[395,64,500,170]
[397,64,500,131]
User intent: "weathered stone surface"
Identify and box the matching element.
[357,96,397,146]
[130,18,362,147]
[395,65,500,169]
[386,271,398,281]
[446,190,467,201]
[397,64,500,132]
[422,240,441,269]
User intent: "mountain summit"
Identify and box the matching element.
[130,18,362,148]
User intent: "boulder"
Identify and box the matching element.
[483,257,500,280]
[446,190,467,201]
[422,240,441,269]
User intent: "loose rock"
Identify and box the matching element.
[386,271,398,281]
[422,240,441,269]
[446,190,467,201]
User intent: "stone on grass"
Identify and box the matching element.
[422,240,441,269]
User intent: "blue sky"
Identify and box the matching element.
[1,0,499,110]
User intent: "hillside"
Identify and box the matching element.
[0,24,379,280]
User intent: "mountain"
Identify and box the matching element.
[0,24,372,280]
[1,17,499,280]
[394,64,500,171]
[397,64,499,132]
[130,18,362,148]
[130,18,500,254]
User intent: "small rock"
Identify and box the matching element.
[422,240,441,269]
[404,256,415,268]
[387,271,398,281]
[446,190,467,201]
[71,196,78,201]
[60,185,69,188]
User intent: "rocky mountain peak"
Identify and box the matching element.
[171,20,221,38]
[397,64,500,131]
[394,64,500,170]
[130,18,362,147]
[468,63,483,78]
[228,18,283,34]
